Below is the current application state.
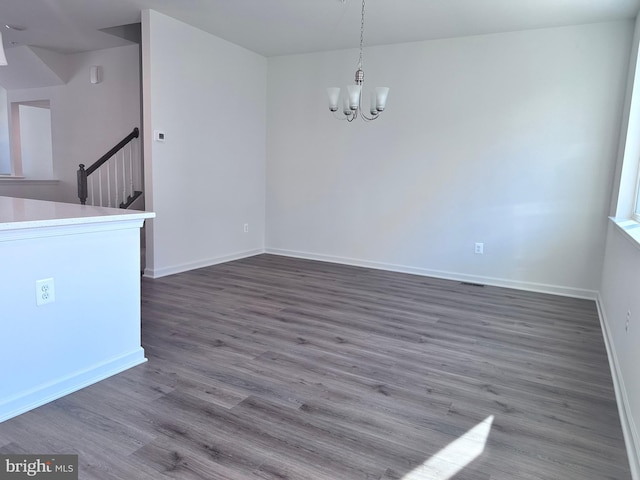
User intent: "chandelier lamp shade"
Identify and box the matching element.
[327,0,389,122]
[0,32,7,66]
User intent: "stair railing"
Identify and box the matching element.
[77,127,141,207]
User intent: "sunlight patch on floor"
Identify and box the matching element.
[402,415,494,480]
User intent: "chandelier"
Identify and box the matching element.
[327,0,389,122]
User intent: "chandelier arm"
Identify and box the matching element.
[360,111,380,121]
[356,89,379,121]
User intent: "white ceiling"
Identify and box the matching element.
[0,0,639,57]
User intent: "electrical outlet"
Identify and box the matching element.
[36,278,55,306]
[626,310,631,332]
[244,223,249,233]
[474,242,484,255]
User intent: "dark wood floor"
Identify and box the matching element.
[0,254,631,479]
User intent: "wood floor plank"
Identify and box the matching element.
[0,254,631,479]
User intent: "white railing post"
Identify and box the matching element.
[98,170,103,207]
[106,162,111,207]
[122,148,127,206]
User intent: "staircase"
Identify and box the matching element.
[77,127,147,271]
[77,127,143,209]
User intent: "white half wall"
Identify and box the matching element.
[0,180,59,201]
[0,199,151,423]
[266,21,633,297]
[0,44,140,204]
[142,10,266,277]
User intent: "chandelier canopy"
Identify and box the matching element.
[327,0,389,122]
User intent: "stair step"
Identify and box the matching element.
[120,191,143,209]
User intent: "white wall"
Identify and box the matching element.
[600,224,640,477]
[0,44,140,203]
[18,104,53,179]
[142,10,266,277]
[598,14,640,479]
[0,87,9,174]
[266,21,633,298]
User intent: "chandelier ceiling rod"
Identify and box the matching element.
[327,0,389,122]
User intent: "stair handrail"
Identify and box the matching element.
[77,127,139,205]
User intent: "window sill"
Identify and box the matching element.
[610,217,640,251]
[0,177,59,186]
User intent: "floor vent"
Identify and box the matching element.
[460,282,485,287]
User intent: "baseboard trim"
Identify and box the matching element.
[144,248,265,279]
[596,295,640,480]
[0,348,147,424]
[265,248,598,300]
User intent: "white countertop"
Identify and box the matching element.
[0,196,155,231]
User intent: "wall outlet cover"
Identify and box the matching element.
[36,278,55,306]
